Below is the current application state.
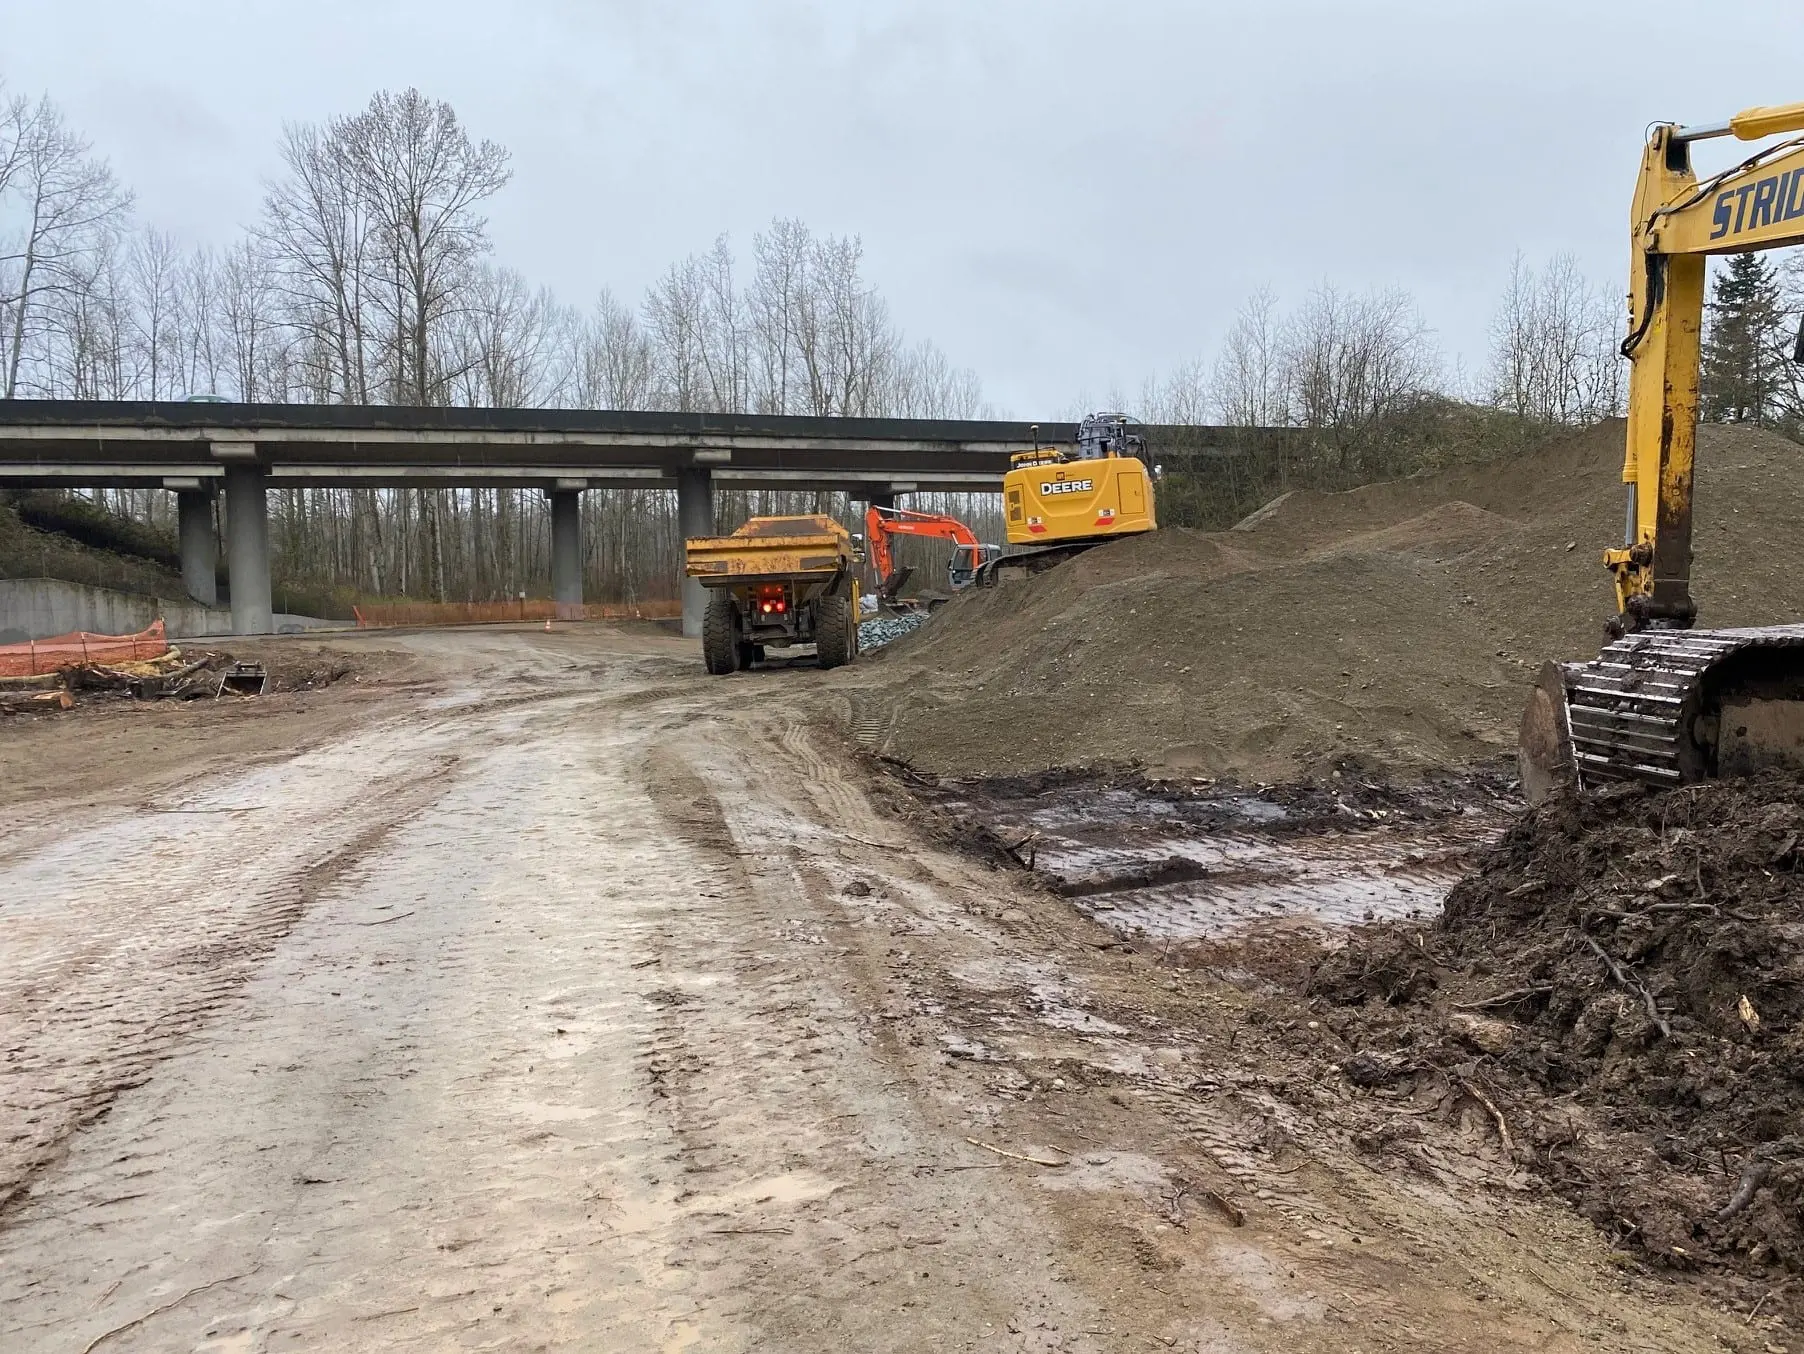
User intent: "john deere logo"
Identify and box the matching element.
[1040,478,1093,496]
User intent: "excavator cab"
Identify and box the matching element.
[947,542,1002,590]
[1521,100,1804,800]
[1075,412,1148,461]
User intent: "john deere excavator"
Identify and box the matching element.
[1520,100,1804,801]
[864,504,1000,606]
[983,412,1157,580]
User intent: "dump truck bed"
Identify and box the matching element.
[684,515,856,586]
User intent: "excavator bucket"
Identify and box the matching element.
[1517,662,1576,803]
[217,661,269,697]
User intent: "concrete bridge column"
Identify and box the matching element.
[223,464,272,636]
[176,490,217,607]
[677,468,715,639]
[550,489,583,619]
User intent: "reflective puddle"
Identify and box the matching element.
[929,774,1514,939]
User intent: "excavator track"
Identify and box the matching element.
[1521,624,1804,799]
[973,540,1099,586]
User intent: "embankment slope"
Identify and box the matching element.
[848,422,1804,781]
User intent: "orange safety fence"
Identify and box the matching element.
[0,619,170,678]
[352,599,682,628]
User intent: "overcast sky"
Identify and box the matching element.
[4,0,1802,416]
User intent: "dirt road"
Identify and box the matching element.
[0,628,1754,1351]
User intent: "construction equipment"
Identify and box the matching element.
[1520,101,1804,800]
[989,412,1157,579]
[864,504,1001,607]
[684,515,861,675]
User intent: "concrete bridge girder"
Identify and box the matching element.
[3,404,1161,634]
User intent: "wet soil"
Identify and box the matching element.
[895,765,1517,941]
[1301,774,1804,1290]
[0,627,1769,1351]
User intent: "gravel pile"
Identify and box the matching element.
[859,613,929,651]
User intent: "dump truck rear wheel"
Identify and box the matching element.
[702,594,740,675]
[816,594,854,669]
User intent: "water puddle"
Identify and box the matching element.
[927,772,1514,939]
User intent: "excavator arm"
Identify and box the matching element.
[864,505,990,600]
[1610,102,1804,631]
[1520,100,1804,798]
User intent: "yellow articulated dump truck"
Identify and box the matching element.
[683,515,862,675]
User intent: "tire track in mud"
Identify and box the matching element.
[0,754,463,1217]
[0,689,739,1353]
[634,727,1114,1352]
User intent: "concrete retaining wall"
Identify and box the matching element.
[0,578,335,642]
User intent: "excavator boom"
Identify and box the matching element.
[1521,101,1804,799]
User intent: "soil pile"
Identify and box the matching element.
[848,421,1804,781]
[1310,774,1804,1276]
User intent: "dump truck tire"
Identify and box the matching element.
[816,594,854,669]
[703,593,739,675]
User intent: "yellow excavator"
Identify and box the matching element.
[981,413,1157,580]
[1520,100,1804,800]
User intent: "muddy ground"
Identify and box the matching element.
[843,421,1804,782]
[1304,774,1804,1283]
[0,623,1781,1353]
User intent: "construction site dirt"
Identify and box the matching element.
[843,420,1804,785]
[0,623,1785,1353]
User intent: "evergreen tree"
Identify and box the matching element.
[1700,251,1783,424]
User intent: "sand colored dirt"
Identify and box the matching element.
[12,626,1757,1352]
[848,421,1804,782]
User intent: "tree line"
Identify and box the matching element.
[3,75,1800,607]
[0,80,991,607]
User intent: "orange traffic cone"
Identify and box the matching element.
[544,617,553,632]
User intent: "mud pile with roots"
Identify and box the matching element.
[1307,773,1804,1276]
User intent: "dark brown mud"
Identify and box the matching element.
[1308,773,1804,1282]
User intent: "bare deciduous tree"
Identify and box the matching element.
[577,289,655,410]
[338,88,511,406]
[1212,287,1285,428]
[1487,252,1622,424]
[0,89,130,397]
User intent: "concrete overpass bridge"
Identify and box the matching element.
[0,401,1293,637]
[0,401,1077,636]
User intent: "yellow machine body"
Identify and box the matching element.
[1607,100,1804,623]
[683,515,861,675]
[1002,451,1157,548]
[1520,100,1804,796]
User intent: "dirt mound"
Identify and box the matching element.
[1309,774,1804,1276]
[849,420,1804,781]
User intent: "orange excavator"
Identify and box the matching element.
[864,504,1001,607]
